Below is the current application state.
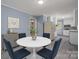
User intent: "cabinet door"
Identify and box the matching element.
[70,31,78,45]
[44,21,55,40]
[44,21,52,33]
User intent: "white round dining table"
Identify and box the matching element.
[16,36,51,59]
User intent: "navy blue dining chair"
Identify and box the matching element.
[43,33,50,38]
[19,33,26,38]
[43,33,50,48]
[3,38,30,59]
[37,38,62,59]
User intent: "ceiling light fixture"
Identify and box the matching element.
[38,0,44,5]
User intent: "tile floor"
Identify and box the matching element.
[1,36,78,59]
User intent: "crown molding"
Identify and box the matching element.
[1,3,32,15]
[1,3,43,16]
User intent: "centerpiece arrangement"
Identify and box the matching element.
[30,18,37,40]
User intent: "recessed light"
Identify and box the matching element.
[38,0,44,5]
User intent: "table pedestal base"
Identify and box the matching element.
[32,48,36,59]
[26,48,42,59]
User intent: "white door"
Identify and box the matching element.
[55,19,63,37]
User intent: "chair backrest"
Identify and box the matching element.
[3,39,16,59]
[51,38,62,59]
[19,33,26,38]
[43,33,50,38]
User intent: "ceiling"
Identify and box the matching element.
[1,0,78,16]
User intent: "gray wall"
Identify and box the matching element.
[1,5,31,35]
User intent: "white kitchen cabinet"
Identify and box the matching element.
[63,30,70,36]
[69,30,78,45]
